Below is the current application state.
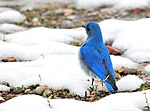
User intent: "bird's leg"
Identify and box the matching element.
[91,78,94,86]
[84,91,87,98]
[101,75,110,87]
[101,80,104,86]
[88,78,95,92]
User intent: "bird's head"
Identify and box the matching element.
[82,22,102,37]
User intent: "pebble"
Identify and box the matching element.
[62,20,74,28]
[64,9,73,16]
[115,66,126,73]
[24,89,31,93]
[1,57,17,62]
[35,85,48,95]
[32,17,39,22]
[43,89,52,96]
[115,72,122,79]
[67,15,76,20]
[0,96,5,103]
[42,10,64,16]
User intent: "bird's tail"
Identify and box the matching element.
[104,81,118,93]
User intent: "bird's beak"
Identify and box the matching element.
[81,26,85,28]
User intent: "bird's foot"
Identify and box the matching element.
[88,85,95,92]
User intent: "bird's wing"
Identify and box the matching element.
[80,44,118,91]
[80,44,106,79]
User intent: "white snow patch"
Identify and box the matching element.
[76,0,150,10]
[0,7,12,13]
[145,65,150,73]
[95,75,144,92]
[0,95,51,111]
[76,0,116,10]
[5,27,85,45]
[114,0,150,10]
[99,19,130,44]
[0,85,10,91]
[1,0,150,11]
[117,75,144,91]
[0,54,90,96]
[0,10,26,23]
[93,90,150,111]
[100,18,150,63]
[110,55,139,69]
[0,41,78,61]
[0,23,26,33]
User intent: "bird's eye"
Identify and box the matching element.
[86,28,90,31]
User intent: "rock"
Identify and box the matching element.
[140,62,150,67]
[132,8,142,14]
[0,97,5,103]
[106,45,121,55]
[43,89,52,96]
[35,85,48,95]
[10,87,22,94]
[67,15,77,20]
[32,17,41,26]
[1,57,17,62]
[32,17,39,22]
[136,69,143,75]
[24,89,31,94]
[62,20,74,28]
[42,10,64,16]
[64,9,73,16]
[115,66,126,73]
[115,72,122,80]
[32,22,41,26]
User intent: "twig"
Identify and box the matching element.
[143,91,150,110]
[38,74,42,81]
[47,96,52,108]
[1,36,7,42]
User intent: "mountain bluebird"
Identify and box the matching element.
[79,22,118,93]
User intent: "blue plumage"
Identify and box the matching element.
[79,22,118,93]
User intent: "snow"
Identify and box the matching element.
[0,10,26,23]
[76,0,150,10]
[76,0,116,10]
[95,75,144,92]
[100,18,150,63]
[0,1,150,110]
[4,27,85,45]
[145,65,150,73]
[0,54,90,96]
[0,23,26,34]
[93,90,150,111]
[0,95,51,111]
[0,85,10,91]
[117,75,144,91]
[0,7,12,13]
[0,19,146,95]
[1,0,150,10]
[114,0,150,10]
[0,90,150,111]
[110,55,139,69]
[0,41,78,61]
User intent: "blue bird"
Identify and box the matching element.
[79,22,118,93]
